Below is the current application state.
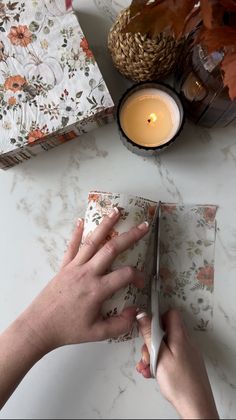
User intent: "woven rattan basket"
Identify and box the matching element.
[108,7,183,82]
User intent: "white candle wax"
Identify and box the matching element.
[119,88,181,148]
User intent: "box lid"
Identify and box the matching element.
[0,0,114,154]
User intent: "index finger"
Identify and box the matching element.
[74,207,120,265]
[90,221,149,274]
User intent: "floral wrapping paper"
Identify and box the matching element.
[83,192,217,341]
[0,0,114,169]
[158,203,217,332]
[84,191,157,341]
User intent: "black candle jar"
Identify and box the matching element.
[117,82,185,157]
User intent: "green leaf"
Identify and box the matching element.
[87,97,94,105]
[61,117,69,127]
[76,91,83,99]
[43,26,50,34]
[29,21,39,32]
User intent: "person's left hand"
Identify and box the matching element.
[20,208,149,354]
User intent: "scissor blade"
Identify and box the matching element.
[152,202,161,290]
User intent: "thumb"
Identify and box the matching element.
[136,312,152,354]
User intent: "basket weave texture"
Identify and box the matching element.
[108,8,182,82]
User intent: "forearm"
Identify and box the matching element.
[176,392,219,420]
[0,314,47,409]
[178,405,219,420]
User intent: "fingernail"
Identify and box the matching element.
[138,221,149,231]
[136,312,148,321]
[108,207,119,218]
[136,361,143,374]
[77,218,83,227]
[141,358,150,369]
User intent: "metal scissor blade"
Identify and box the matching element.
[152,202,161,291]
[150,201,164,378]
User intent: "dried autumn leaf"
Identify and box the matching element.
[125,2,174,38]
[169,0,199,38]
[200,0,225,28]
[181,6,202,37]
[221,51,236,99]
[219,0,236,12]
[197,27,236,52]
[125,0,199,39]
[130,0,150,17]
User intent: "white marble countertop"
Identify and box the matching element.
[1,1,236,419]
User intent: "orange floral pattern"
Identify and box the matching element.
[8,97,16,106]
[8,25,32,47]
[88,192,101,203]
[203,206,217,223]
[159,267,173,283]
[103,229,119,245]
[28,129,44,144]
[4,75,26,92]
[161,204,177,214]
[196,265,214,288]
[80,37,94,59]
[148,205,157,218]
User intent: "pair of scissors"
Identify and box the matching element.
[150,202,165,378]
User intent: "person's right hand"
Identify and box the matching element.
[136,310,219,420]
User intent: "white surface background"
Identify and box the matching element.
[1,0,236,418]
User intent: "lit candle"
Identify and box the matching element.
[117,83,184,156]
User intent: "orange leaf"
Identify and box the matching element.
[221,51,236,99]
[125,0,198,39]
[219,0,236,12]
[125,2,174,38]
[181,6,202,37]
[198,27,236,52]
[130,0,150,17]
[200,0,225,28]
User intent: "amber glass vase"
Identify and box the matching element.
[174,44,236,128]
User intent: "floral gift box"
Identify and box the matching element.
[0,0,114,170]
[83,192,217,342]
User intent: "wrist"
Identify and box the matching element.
[176,399,219,420]
[0,311,50,409]
[14,294,58,359]
[9,313,50,361]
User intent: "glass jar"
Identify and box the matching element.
[174,44,236,128]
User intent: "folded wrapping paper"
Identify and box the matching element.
[158,203,217,331]
[83,192,217,341]
[84,192,157,341]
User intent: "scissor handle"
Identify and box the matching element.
[150,290,165,378]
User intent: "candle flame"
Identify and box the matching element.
[148,113,157,124]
